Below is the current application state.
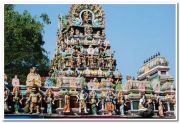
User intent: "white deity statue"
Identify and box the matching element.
[85,67,90,76]
[87,45,94,55]
[98,68,103,76]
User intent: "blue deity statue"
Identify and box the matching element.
[66,67,73,76]
[72,17,82,26]
[93,19,101,27]
[45,77,53,87]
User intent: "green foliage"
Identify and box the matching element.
[4,4,50,84]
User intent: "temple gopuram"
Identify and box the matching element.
[49,4,122,115]
[4,4,176,119]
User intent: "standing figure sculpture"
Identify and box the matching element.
[157,97,164,117]
[116,91,126,116]
[13,87,21,114]
[45,89,55,115]
[105,90,115,115]
[76,90,88,114]
[63,90,70,113]
[26,86,42,114]
[89,90,98,115]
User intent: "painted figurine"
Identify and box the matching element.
[12,75,20,93]
[117,91,126,116]
[84,67,90,76]
[45,89,55,115]
[26,67,41,89]
[76,90,88,113]
[89,91,98,115]
[63,90,70,113]
[157,97,164,117]
[106,90,115,115]
[98,67,103,77]
[26,86,42,114]
[13,87,20,114]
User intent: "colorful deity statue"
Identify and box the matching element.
[26,67,41,89]
[105,90,115,115]
[115,79,122,91]
[75,29,80,36]
[26,86,42,114]
[76,55,82,67]
[106,79,112,90]
[82,10,92,25]
[106,69,111,77]
[113,69,121,78]
[116,91,126,116]
[45,77,53,87]
[157,97,164,117]
[138,94,147,111]
[138,82,146,93]
[98,67,103,77]
[94,31,101,38]
[139,98,154,118]
[107,57,113,69]
[87,45,95,55]
[80,46,85,55]
[66,67,73,76]
[93,78,99,90]
[84,67,91,76]
[72,17,82,26]
[22,87,31,113]
[12,75,20,93]
[87,79,94,90]
[102,30,106,37]
[94,47,99,55]
[76,90,88,113]
[99,57,105,68]
[67,55,74,67]
[70,27,74,37]
[84,26,93,40]
[89,90,98,115]
[99,90,106,111]
[63,90,71,113]
[69,46,74,55]
[82,56,86,68]
[45,89,55,115]
[13,87,21,114]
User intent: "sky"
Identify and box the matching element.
[15,4,176,84]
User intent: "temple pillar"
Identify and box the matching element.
[167,102,170,112]
[130,100,133,110]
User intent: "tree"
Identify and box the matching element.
[4,4,51,84]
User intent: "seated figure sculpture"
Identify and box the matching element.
[26,67,41,89]
[87,45,95,55]
[98,67,103,77]
[66,67,73,76]
[12,75,20,94]
[84,67,91,76]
